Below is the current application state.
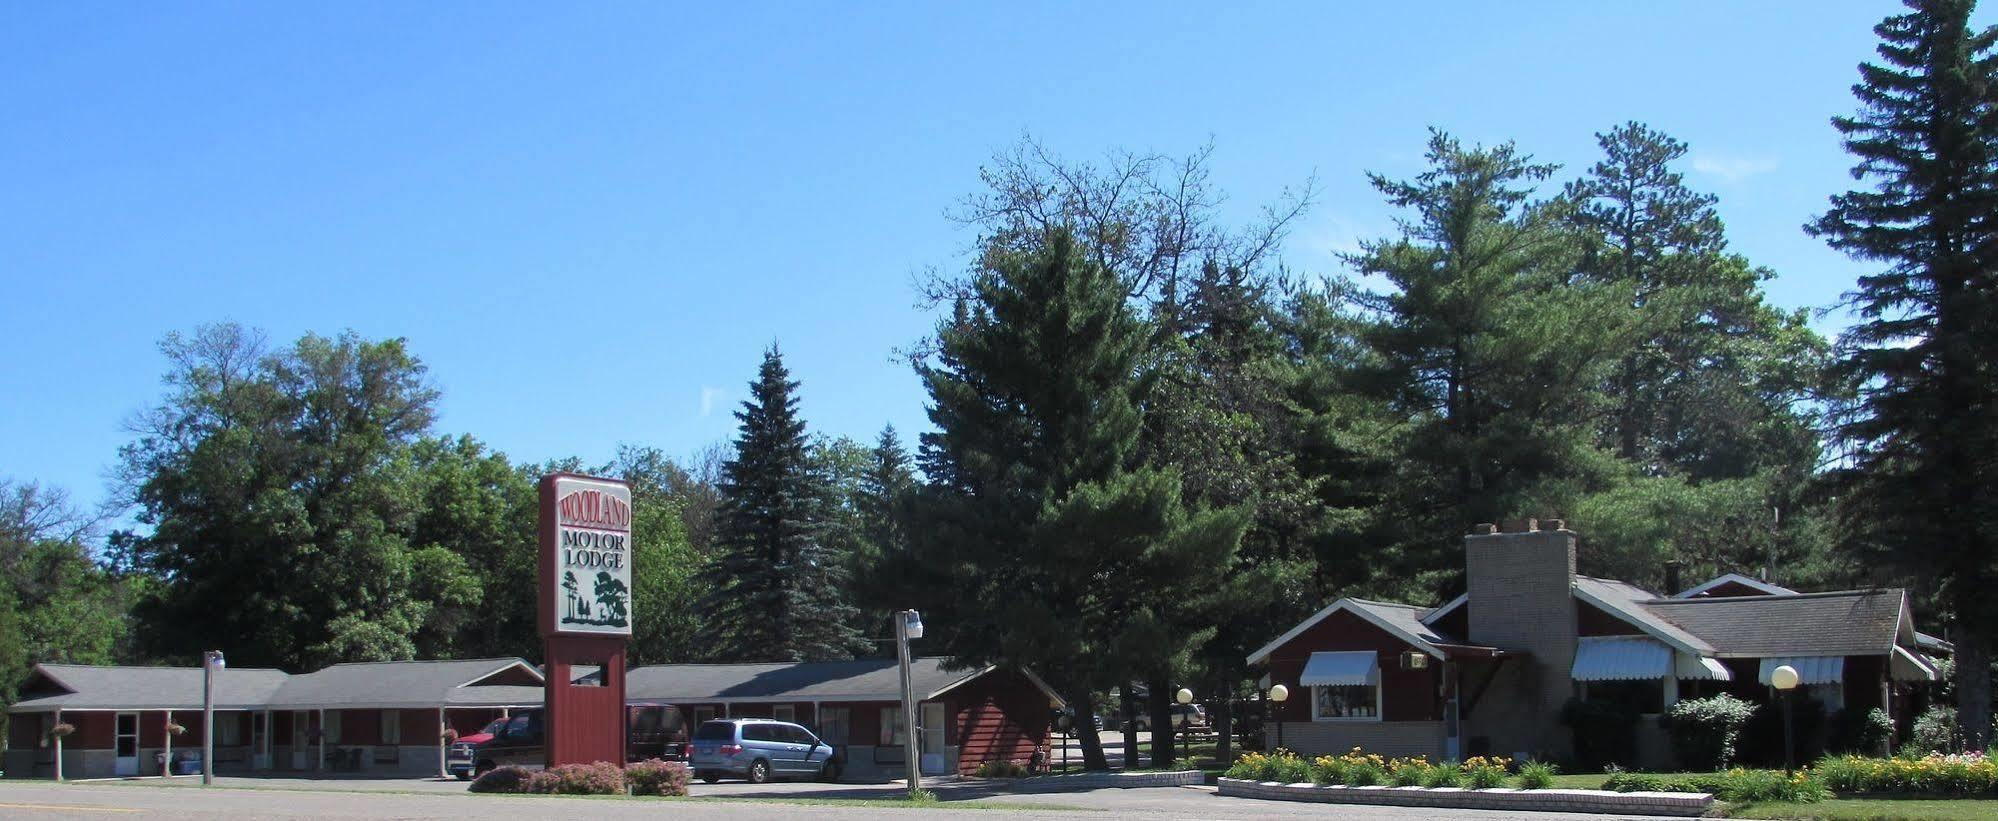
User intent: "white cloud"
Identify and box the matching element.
[699,386,726,417]
[1690,153,1778,183]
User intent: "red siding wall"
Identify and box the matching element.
[1263,609,1441,723]
[8,714,42,749]
[1576,601,1645,636]
[948,669,1051,774]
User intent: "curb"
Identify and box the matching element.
[971,770,1206,791]
[1215,777,1714,817]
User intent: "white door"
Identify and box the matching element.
[114,712,140,776]
[291,712,309,769]
[919,702,947,775]
[251,712,269,770]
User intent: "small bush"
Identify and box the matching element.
[1223,751,1281,781]
[468,765,534,794]
[1386,756,1430,787]
[1906,706,1959,756]
[1422,761,1464,788]
[531,761,625,795]
[1666,694,1758,770]
[1607,767,1826,803]
[1827,707,1892,756]
[1270,752,1312,783]
[973,759,1029,779]
[1561,697,1639,770]
[908,788,937,804]
[1309,755,1345,785]
[625,759,691,796]
[1463,755,1509,789]
[1344,759,1383,786]
[1516,760,1557,790]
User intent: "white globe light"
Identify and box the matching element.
[1176,688,1194,705]
[1269,684,1289,703]
[1770,664,1800,691]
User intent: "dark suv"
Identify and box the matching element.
[450,704,688,779]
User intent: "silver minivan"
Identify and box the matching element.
[688,718,838,784]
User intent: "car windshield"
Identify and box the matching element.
[481,718,507,735]
[693,721,735,741]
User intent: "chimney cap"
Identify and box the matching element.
[1502,517,1539,533]
[1471,523,1498,535]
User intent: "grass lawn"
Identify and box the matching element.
[1728,797,1998,820]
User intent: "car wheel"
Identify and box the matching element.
[820,759,843,782]
[698,770,721,784]
[454,773,471,782]
[747,759,771,784]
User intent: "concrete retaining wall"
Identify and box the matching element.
[1217,777,1713,817]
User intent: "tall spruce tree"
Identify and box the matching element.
[697,347,866,662]
[906,230,1246,770]
[1808,0,1998,749]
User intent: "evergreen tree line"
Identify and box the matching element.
[4,0,1996,762]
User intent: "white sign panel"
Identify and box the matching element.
[550,476,633,636]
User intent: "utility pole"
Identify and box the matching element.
[895,610,924,796]
[201,650,225,786]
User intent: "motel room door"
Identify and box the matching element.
[114,712,140,775]
[251,712,269,770]
[919,702,947,775]
[291,712,310,769]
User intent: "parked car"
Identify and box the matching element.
[1117,704,1206,732]
[450,704,688,780]
[687,718,839,784]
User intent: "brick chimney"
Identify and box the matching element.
[1464,517,1577,760]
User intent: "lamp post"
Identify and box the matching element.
[895,610,924,796]
[1770,664,1800,772]
[1268,684,1289,752]
[1175,688,1194,767]
[201,650,225,786]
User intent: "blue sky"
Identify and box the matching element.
[1,1,1962,519]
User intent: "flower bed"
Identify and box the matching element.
[466,760,691,797]
[1217,779,1713,816]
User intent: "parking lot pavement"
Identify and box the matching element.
[0,779,1678,820]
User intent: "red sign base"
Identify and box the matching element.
[542,635,628,767]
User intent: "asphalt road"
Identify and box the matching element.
[0,778,1674,820]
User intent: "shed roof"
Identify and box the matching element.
[8,664,291,712]
[1641,589,1910,658]
[626,657,1059,705]
[268,658,544,709]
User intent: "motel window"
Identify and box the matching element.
[1313,685,1380,720]
[218,713,243,746]
[693,707,717,725]
[380,710,401,745]
[773,704,796,723]
[325,711,343,745]
[1807,683,1845,713]
[819,708,850,746]
[41,714,52,748]
[1574,680,1666,716]
[879,707,906,747]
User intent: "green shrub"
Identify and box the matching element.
[468,765,534,794]
[1223,751,1282,781]
[531,762,625,795]
[1344,759,1384,786]
[1516,760,1557,790]
[1463,755,1509,788]
[1602,770,1669,792]
[973,759,1029,778]
[1309,755,1345,785]
[1608,767,1826,803]
[1828,707,1893,756]
[1906,706,1960,756]
[1422,761,1464,788]
[1666,693,1758,770]
[1813,753,1998,796]
[1271,752,1312,783]
[624,759,691,796]
[1561,697,1640,770]
[1386,757,1429,786]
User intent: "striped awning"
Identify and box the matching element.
[1572,636,1670,681]
[1892,647,1938,682]
[1300,651,1379,687]
[1675,654,1733,681]
[1758,656,1844,685]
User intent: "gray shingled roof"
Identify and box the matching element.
[1641,589,1908,658]
[8,664,291,712]
[267,658,543,709]
[1347,599,1458,647]
[1575,576,1715,655]
[627,657,1037,703]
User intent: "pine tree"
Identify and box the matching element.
[697,347,866,662]
[1808,0,1998,750]
[906,230,1246,771]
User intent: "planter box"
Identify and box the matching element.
[1216,777,1713,817]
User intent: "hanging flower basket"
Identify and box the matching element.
[166,723,188,736]
[442,729,459,744]
[48,723,76,739]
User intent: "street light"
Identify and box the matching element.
[1175,688,1194,767]
[1268,684,1290,752]
[1770,664,1800,772]
[201,650,225,786]
[895,610,923,796]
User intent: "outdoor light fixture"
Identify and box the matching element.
[1268,684,1289,751]
[1401,650,1429,670]
[904,610,924,640]
[1175,688,1193,705]
[1771,664,1800,772]
[201,650,225,786]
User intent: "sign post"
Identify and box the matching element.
[539,473,634,769]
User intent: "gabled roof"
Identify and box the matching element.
[8,664,291,713]
[626,658,1062,706]
[268,658,544,710]
[1674,573,1798,598]
[1247,599,1461,664]
[1642,589,1911,658]
[1420,593,1467,626]
[1574,576,1713,655]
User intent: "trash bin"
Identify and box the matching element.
[175,752,202,775]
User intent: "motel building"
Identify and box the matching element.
[1249,519,1945,769]
[3,656,1057,781]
